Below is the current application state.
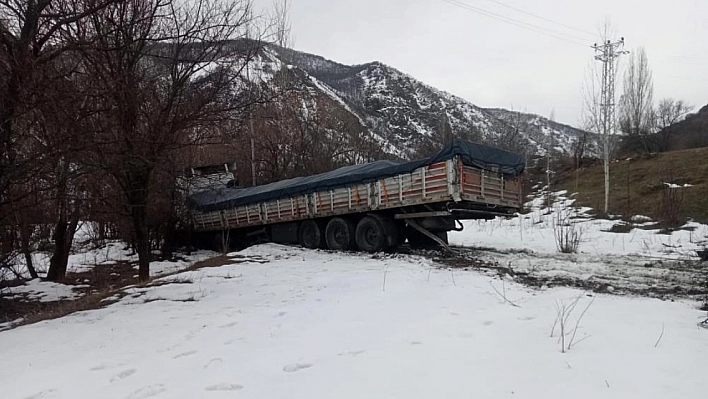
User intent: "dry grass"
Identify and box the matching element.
[556,147,708,224]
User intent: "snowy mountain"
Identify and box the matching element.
[251,44,592,159]
[484,108,599,156]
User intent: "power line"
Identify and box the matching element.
[478,0,596,37]
[441,0,590,48]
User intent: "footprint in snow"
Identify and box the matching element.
[126,384,166,399]
[274,311,287,318]
[203,358,223,369]
[483,321,494,326]
[90,362,123,371]
[110,369,137,382]
[219,321,238,328]
[223,338,244,345]
[172,350,197,359]
[204,383,243,391]
[23,390,56,399]
[338,350,366,356]
[283,363,312,372]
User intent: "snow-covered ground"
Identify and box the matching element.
[4,279,88,302]
[1,192,706,397]
[1,238,216,305]
[1,244,705,399]
[449,192,708,297]
[451,192,707,259]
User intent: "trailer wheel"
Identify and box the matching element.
[325,217,355,250]
[299,220,323,249]
[355,216,387,252]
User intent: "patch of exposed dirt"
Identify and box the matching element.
[425,247,708,302]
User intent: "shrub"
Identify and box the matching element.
[553,207,583,253]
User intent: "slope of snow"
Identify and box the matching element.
[306,74,363,125]
[4,279,87,302]
[449,192,708,296]
[451,192,707,258]
[1,244,704,399]
[485,108,599,156]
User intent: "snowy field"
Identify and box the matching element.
[1,192,707,398]
[449,192,708,297]
[451,192,708,259]
[1,244,705,399]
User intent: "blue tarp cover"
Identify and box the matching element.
[189,139,525,212]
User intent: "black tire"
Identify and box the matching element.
[299,220,323,249]
[325,217,356,250]
[355,216,387,252]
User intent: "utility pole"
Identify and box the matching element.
[250,117,256,186]
[592,38,628,213]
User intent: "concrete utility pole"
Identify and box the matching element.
[592,38,628,213]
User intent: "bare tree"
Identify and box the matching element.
[619,47,655,153]
[271,0,292,49]
[570,130,588,191]
[494,108,527,154]
[655,98,693,130]
[654,98,693,151]
[439,111,454,145]
[67,0,261,281]
[1,0,118,280]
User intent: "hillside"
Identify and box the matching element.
[555,147,708,223]
[258,44,591,159]
[658,104,708,151]
[485,108,599,156]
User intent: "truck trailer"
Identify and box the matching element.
[187,139,525,252]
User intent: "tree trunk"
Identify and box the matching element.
[160,218,177,261]
[46,159,80,282]
[47,219,69,282]
[47,212,78,282]
[17,211,38,279]
[47,159,70,282]
[134,208,151,282]
[98,221,106,241]
[127,173,151,282]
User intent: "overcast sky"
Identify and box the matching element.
[252,0,707,127]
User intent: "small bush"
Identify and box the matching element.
[551,293,596,353]
[554,207,583,253]
[658,187,684,227]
